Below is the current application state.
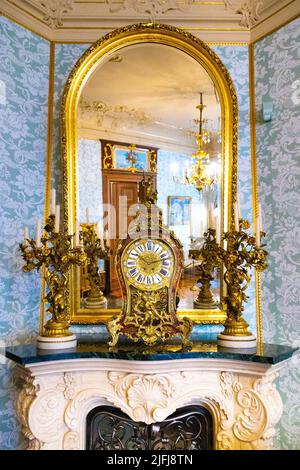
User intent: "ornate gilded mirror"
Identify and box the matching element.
[61,24,238,324]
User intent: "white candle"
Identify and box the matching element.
[206,208,209,231]
[210,206,215,230]
[86,208,90,224]
[96,223,102,240]
[215,215,220,244]
[212,211,216,230]
[54,205,60,233]
[75,220,80,247]
[200,220,204,238]
[237,193,241,218]
[104,229,109,241]
[36,218,41,247]
[24,226,29,246]
[234,202,239,231]
[50,189,56,215]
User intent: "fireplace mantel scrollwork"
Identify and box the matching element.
[15,359,283,450]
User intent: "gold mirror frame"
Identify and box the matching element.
[61,23,238,325]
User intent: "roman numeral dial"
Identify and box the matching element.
[123,239,174,291]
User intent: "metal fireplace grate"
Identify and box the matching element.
[86,405,213,450]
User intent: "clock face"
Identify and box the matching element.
[122,239,174,291]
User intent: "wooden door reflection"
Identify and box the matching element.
[102,170,156,294]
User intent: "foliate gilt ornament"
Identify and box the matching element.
[189,228,223,309]
[20,215,86,338]
[221,219,268,337]
[81,224,109,309]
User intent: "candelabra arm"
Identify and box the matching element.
[20,214,87,348]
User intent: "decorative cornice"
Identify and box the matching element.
[236,0,264,28]
[1,0,298,43]
[225,0,264,28]
[106,0,194,17]
[38,0,74,29]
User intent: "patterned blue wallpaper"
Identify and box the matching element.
[78,139,103,222]
[254,17,300,449]
[52,44,90,202]
[0,17,50,449]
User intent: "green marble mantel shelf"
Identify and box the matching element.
[3,329,297,366]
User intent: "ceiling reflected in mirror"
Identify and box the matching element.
[78,43,221,155]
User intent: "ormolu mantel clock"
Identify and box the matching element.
[107,178,192,347]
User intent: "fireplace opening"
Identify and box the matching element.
[86,405,213,450]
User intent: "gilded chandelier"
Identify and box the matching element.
[174,93,215,192]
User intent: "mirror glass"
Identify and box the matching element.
[76,42,222,316]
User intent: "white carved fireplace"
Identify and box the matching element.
[14,356,286,450]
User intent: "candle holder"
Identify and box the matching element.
[189,229,222,309]
[80,224,109,309]
[217,219,268,348]
[19,215,86,349]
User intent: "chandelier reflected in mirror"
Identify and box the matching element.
[172,93,220,192]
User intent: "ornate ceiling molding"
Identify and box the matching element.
[235,1,264,28]
[38,0,74,29]
[106,0,194,18]
[0,0,299,42]
[224,1,263,28]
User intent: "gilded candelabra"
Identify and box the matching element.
[20,215,86,346]
[81,224,109,309]
[189,228,222,309]
[219,219,268,344]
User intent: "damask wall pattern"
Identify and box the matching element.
[78,139,103,222]
[254,17,300,449]
[52,44,89,203]
[0,17,50,449]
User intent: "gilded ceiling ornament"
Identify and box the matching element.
[38,0,74,29]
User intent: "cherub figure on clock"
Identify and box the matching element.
[107,177,192,348]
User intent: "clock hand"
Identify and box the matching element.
[148,259,162,265]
